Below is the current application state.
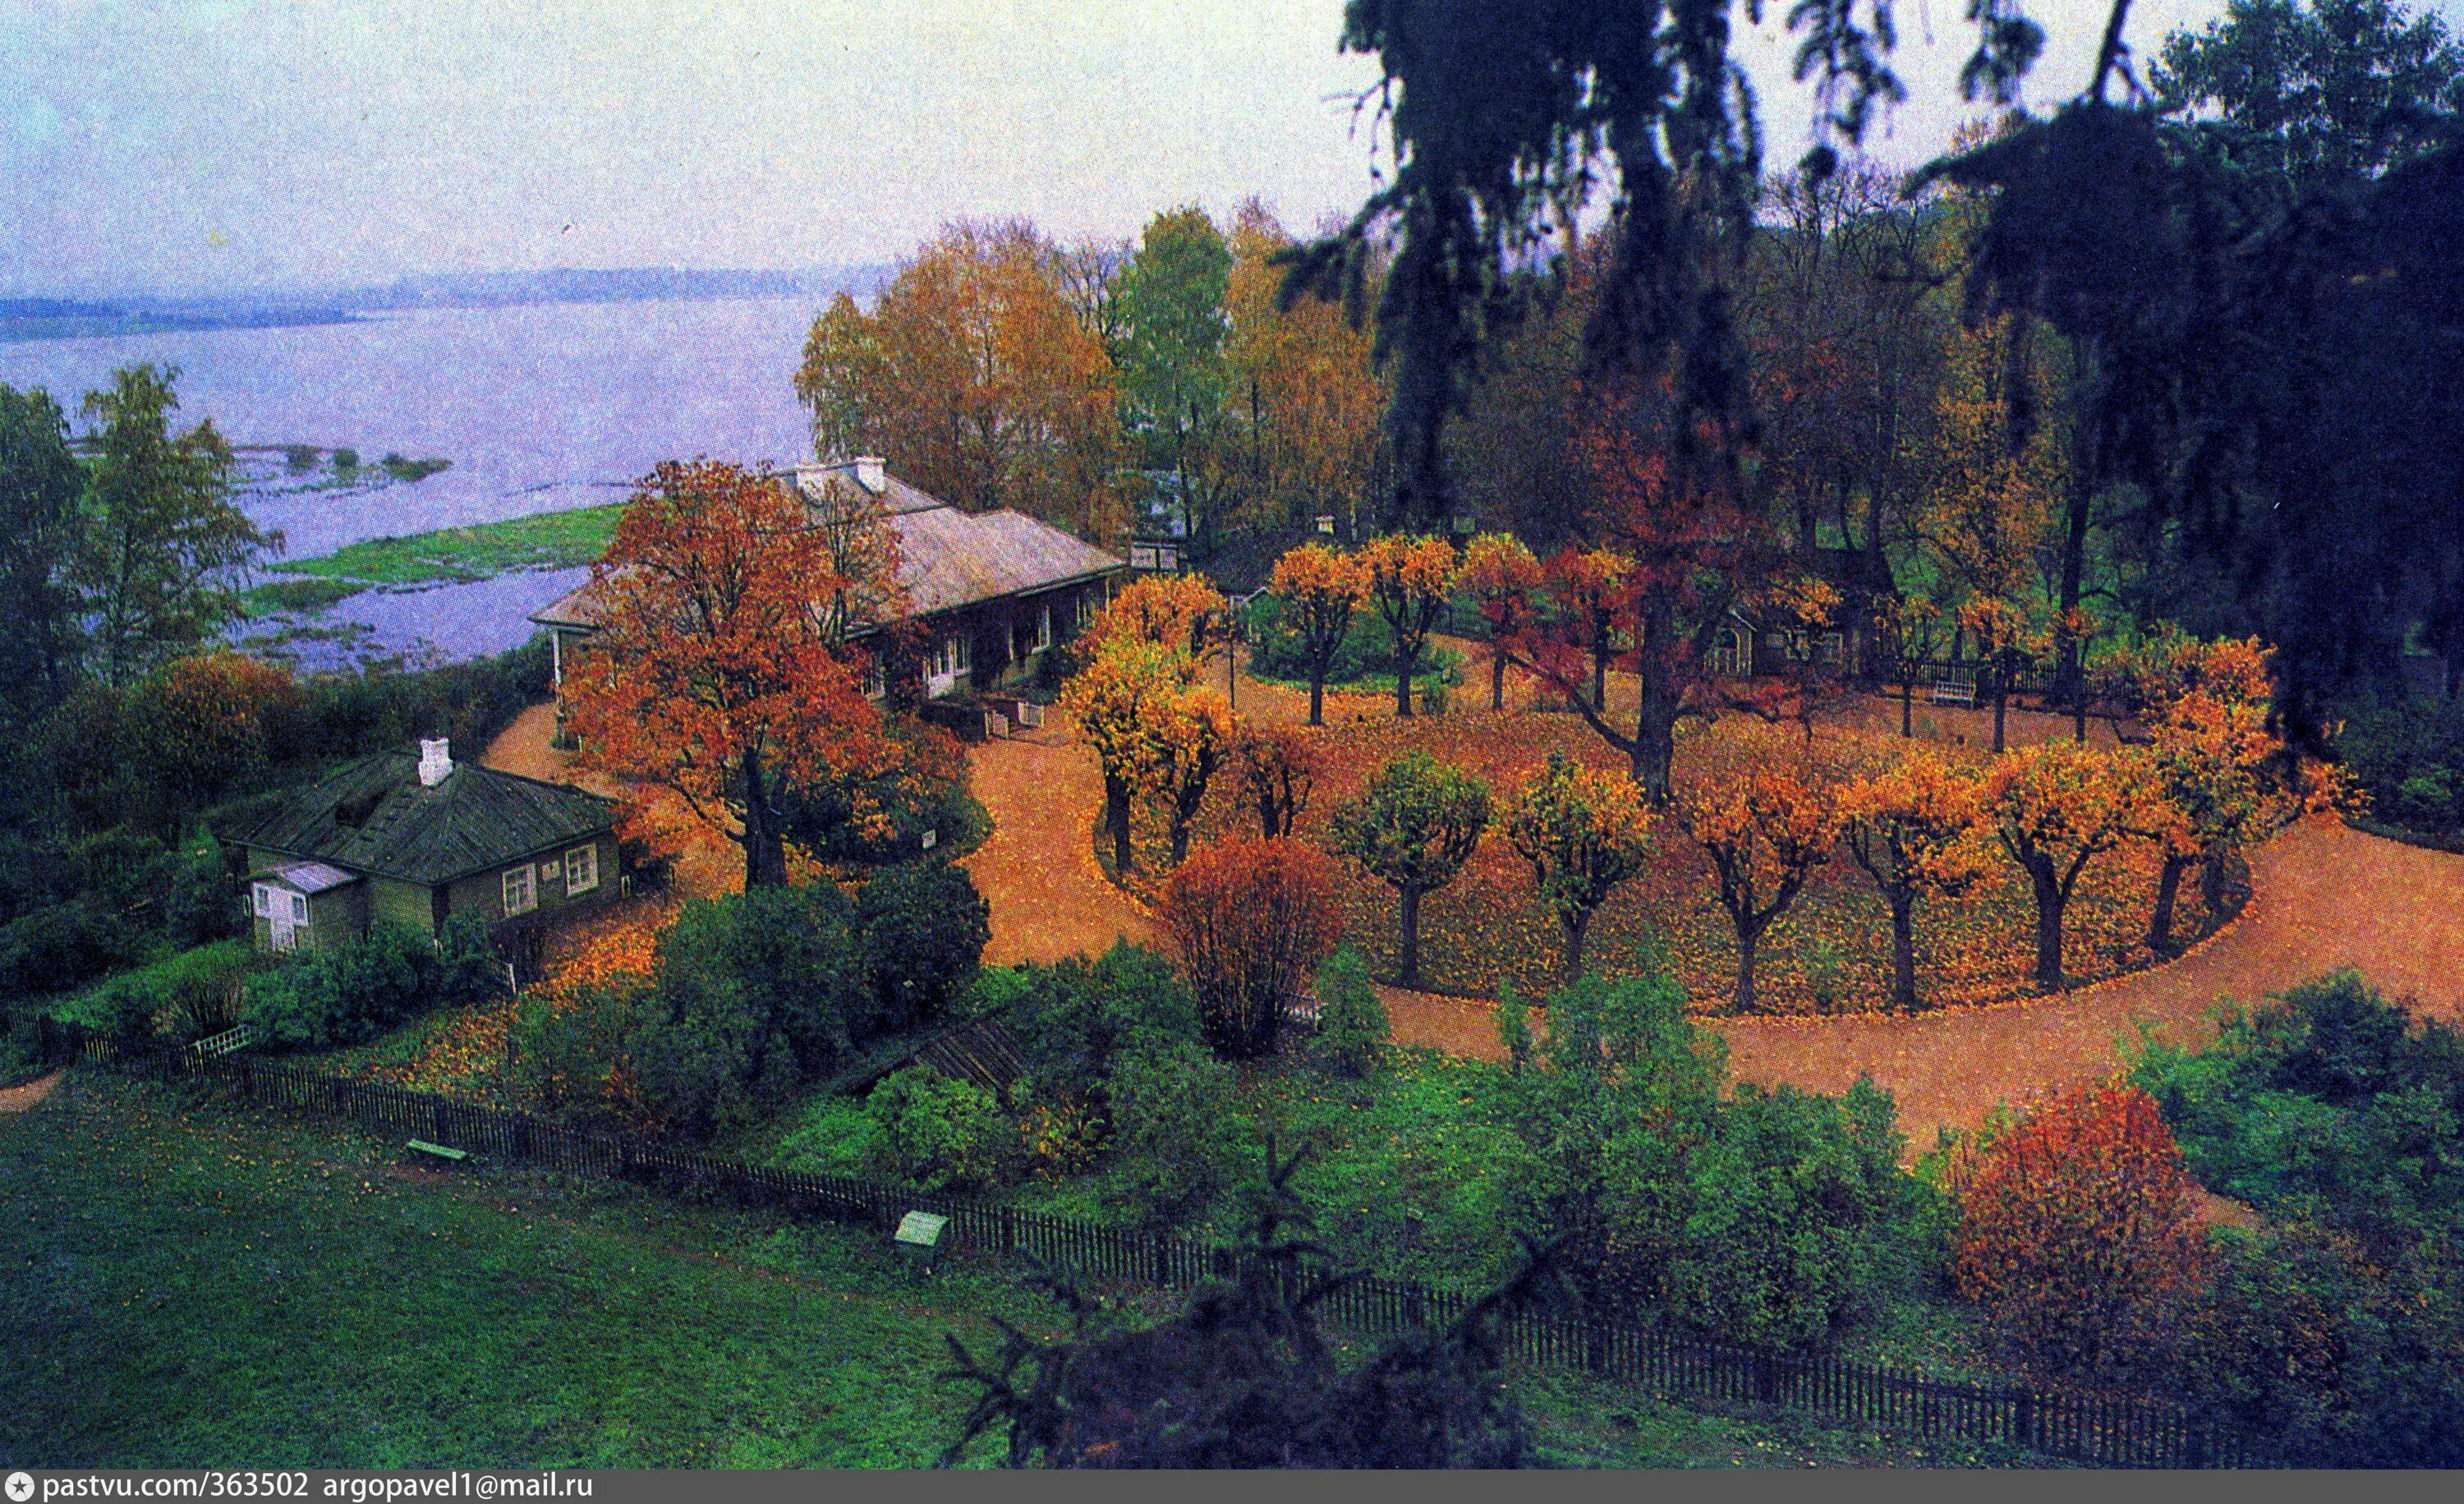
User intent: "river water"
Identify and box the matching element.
[0,296,821,666]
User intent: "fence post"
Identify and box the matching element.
[2012,1387,2034,1454]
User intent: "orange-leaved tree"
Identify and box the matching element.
[1329,748,1491,987]
[1982,740,2166,991]
[564,459,905,889]
[1057,638,1183,876]
[1358,532,1459,719]
[1837,747,1996,1010]
[133,650,304,826]
[1081,572,1229,673]
[1146,685,1236,866]
[1458,532,1542,711]
[1675,730,1842,1013]
[1159,835,1344,1059]
[1948,1081,2207,1382]
[1265,541,1370,724]
[1542,545,1630,713]
[1233,723,1316,839]
[1505,751,1657,982]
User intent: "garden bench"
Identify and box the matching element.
[1928,678,1976,708]
[405,1138,468,1165]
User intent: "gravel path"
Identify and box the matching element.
[962,711,1156,966]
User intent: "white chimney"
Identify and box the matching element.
[417,738,453,788]
[853,455,885,492]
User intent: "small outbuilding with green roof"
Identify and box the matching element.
[223,737,620,958]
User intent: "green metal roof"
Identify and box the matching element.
[225,749,618,886]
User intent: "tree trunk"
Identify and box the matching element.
[1106,772,1134,876]
[1591,625,1609,712]
[2148,852,2195,954]
[2201,848,2230,917]
[1397,884,1424,987]
[1733,918,1763,1014]
[2027,854,2066,991]
[1308,670,1326,727]
[1492,649,1508,711]
[1887,893,1919,1011]
[1561,907,1591,984]
[1395,648,1416,719]
[738,747,788,888]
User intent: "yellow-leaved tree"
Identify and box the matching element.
[1506,751,1657,982]
[1359,533,1459,719]
[1676,729,1843,1012]
[1265,542,1371,724]
[1837,747,1997,1010]
[1983,740,2168,991]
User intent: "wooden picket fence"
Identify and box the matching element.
[48,1028,2258,1469]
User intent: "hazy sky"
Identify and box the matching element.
[2,0,2446,297]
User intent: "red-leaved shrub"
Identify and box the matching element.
[1159,836,1343,1059]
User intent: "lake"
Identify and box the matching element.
[0,297,823,666]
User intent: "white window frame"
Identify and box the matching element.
[252,883,275,918]
[563,843,599,895]
[289,892,308,923]
[502,864,537,918]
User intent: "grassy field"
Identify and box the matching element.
[265,504,624,591]
[0,1074,2036,1468]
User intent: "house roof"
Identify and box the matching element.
[225,749,618,887]
[529,461,1125,634]
[264,861,359,895]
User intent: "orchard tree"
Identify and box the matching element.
[1058,639,1183,876]
[1359,532,1458,719]
[1544,546,1630,713]
[1505,751,1656,982]
[1159,836,1344,1058]
[1233,723,1316,839]
[73,364,278,688]
[1331,749,1491,987]
[1838,748,1997,1010]
[1147,686,1235,866]
[1949,1082,2207,1382]
[1458,532,1542,711]
[1983,740,2164,990]
[1676,735,1843,1013]
[564,459,906,889]
[1266,542,1371,724]
[1082,572,1228,670]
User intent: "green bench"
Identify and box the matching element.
[406,1138,468,1164]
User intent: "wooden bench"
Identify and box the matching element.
[406,1138,468,1164]
[1928,678,1977,708]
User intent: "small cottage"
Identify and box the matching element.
[1709,546,1901,683]
[225,738,620,961]
[531,456,1129,718]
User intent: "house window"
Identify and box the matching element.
[564,844,599,895]
[290,893,308,923]
[252,883,274,918]
[1032,604,1051,653]
[502,864,537,918]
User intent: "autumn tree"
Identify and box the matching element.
[73,364,279,688]
[1359,532,1458,719]
[1264,542,1370,724]
[1159,836,1345,1058]
[1330,749,1491,988]
[1839,747,1997,1010]
[795,219,1121,537]
[563,460,906,889]
[1458,533,1542,711]
[1057,639,1182,876]
[1983,739,2163,991]
[1545,546,1630,713]
[1147,686,1234,866]
[1949,1081,2207,1382]
[1233,723,1315,839]
[1223,200,1386,536]
[1880,596,1952,738]
[1676,732,1843,1012]
[1506,751,1656,982]
[1081,572,1228,670]
[131,651,305,830]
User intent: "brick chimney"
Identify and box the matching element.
[417,738,453,788]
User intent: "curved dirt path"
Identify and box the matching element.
[1387,815,2464,1143]
[963,712,1155,966]
[0,1070,63,1113]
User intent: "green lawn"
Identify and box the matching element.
[0,1074,2034,1468]
[266,504,624,590]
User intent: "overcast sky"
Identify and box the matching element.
[2,0,2448,297]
